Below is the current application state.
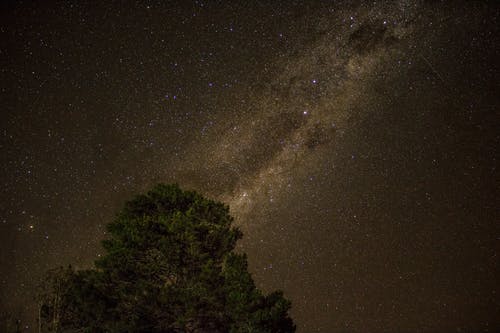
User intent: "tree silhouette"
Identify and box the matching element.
[38,184,295,333]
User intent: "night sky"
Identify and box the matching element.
[1,1,499,332]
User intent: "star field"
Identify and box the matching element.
[1,1,499,332]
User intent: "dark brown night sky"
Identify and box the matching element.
[1,1,499,332]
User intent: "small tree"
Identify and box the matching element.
[39,184,295,333]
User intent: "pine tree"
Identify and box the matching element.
[39,184,295,333]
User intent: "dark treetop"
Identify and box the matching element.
[37,184,295,333]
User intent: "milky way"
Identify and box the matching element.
[182,2,428,220]
[1,1,498,332]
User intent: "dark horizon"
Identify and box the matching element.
[1,1,498,332]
